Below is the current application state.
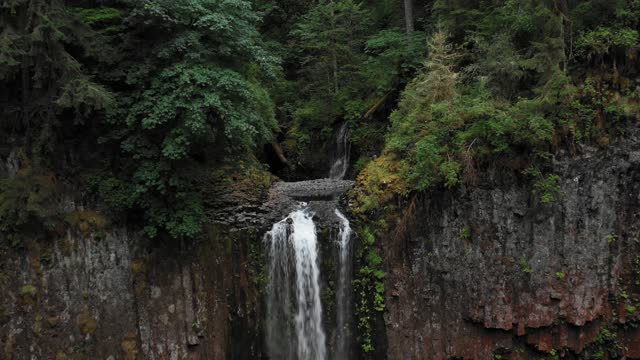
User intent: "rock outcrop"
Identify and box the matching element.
[0,149,354,359]
[5,128,640,359]
[0,225,265,360]
[382,135,640,359]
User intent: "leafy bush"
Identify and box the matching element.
[352,0,640,216]
[98,0,278,238]
[354,226,386,353]
[524,167,563,203]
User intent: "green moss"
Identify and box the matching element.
[350,155,411,216]
[20,284,37,297]
[248,233,268,294]
[78,311,98,335]
[63,210,110,236]
[625,304,637,314]
[40,246,54,265]
[519,258,533,273]
[84,174,136,211]
[354,225,386,353]
[586,326,622,358]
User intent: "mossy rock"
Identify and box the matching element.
[18,285,37,307]
[20,284,37,297]
[77,311,98,335]
[47,316,60,328]
[121,331,139,360]
[64,210,110,236]
[62,239,75,256]
[130,259,145,275]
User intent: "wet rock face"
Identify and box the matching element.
[265,179,354,229]
[0,162,353,359]
[271,179,354,201]
[383,137,640,359]
[207,175,353,232]
[0,231,137,359]
[0,226,263,360]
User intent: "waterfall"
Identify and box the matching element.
[265,121,354,359]
[265,208,327,360]
[334,209,352,360]
[329,122,350,180]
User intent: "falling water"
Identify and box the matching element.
[265,121,353,359]
[334,209,353,360]
[329,122,350,180]
[266,208,327,360]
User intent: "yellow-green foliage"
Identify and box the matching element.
[74,7,122,26]
[209,162,277,200]
[350,155,410,215]
[20,284,37,297]
[351,0,640,215]
[524,167,563,203]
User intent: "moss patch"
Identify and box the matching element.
[121,331,139,360]
[64,210,110,236]
[130,259,145,275]
[20,284,37,297]
[77,310,98,335]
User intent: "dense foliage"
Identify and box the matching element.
[2,0,640,355]
[352,0,640,217]
[1,0,278,238]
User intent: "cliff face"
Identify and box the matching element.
[382,135,640,359]
[4,134,640,359]
[0,156,355,359]
[0,222,265,359]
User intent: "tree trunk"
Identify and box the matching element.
[271,142,291,168]
[404,0,414,34]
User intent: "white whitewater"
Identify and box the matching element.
[334,208,352,360]
[266,208,327,360]
[329,122,350,180]
[265,122,352,360]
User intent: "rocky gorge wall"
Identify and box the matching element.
[0,151,269,359]
[0,149,354,359]
[4,131,640,359]
[0,223,266,360]
[381,135,640,359]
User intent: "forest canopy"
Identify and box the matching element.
[1,0,639,238]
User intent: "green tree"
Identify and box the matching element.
[290,0,372,121]
[99,0,279,238]
[0,0,113,163]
